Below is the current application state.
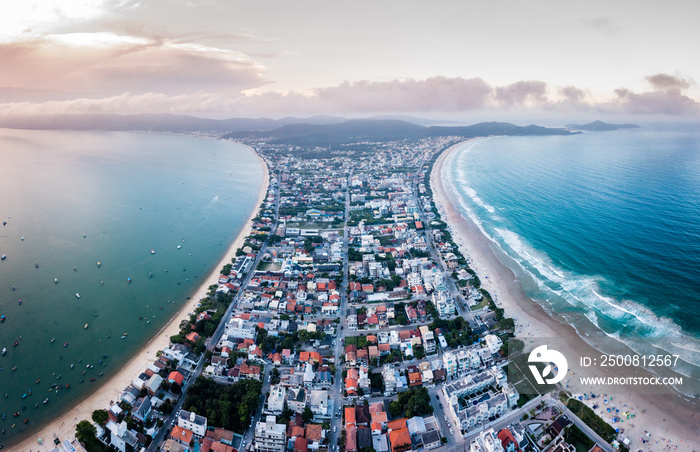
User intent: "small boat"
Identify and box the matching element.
[97,262,101,267]
[63,342,68,347]
[27,389,30,395]
[75,293,80,299]
[148,272,152,278]
[177,245,181,249]
[1,414,4,419]
[13,342,18,347]
[35,262,38,268]
[84,324,88,329]
[1,255,6,260]
[0,315,4,322]
[11,367,17,372]
[54,278,58,284]
[65,383,69,389]
[90,378,95,382]
[50,338,55,343]
[150,249,155,254]
[22,393,26,399]
[73,266,76,271]
[35,379,39,384]
[12,413,18,417]
[21,236,23,241]
[121,335,126,339]
[17,300,21,305]
[70,364,74,369]
[127,277,131,283]
[43,398,48,404]
[1,348,5,355]
[23,419,28,424]
[82,233,86,238]
[34,403,37,408]
[11,286,14,291]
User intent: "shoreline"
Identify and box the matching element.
[432,140,699,451]
[14,144,269,452]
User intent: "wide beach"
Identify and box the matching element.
[432,140,699,451]
[13,146,269,452]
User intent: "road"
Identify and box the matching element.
[328,171,351,450]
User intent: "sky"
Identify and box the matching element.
[1,0,699,122]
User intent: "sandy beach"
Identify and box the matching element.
[432,140,699,451]
[14,146,269,452]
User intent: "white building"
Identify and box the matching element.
[382,365,396,395]
[309,389,329,417]
[484,335,503,355]
[178,410,207,438]
[224,317,257,340]
[255,415,287,452]
[469,428,504,452]
[267,384,287,414]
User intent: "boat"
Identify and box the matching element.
[12,413,18,417]
[84,324,88,329]
[73,266,76,271]
[21,236,23,241]
[63,342,68,347]
[65,383,69,389]
[127,277,131,283]
[0,315,4,322]
[23,419,28,424]
[75,293,80,299]
[177,245,181,249]
[121,335,127,339]
[34,403,37,408]
[1,255,5,260]
[27,389,30,395]
[43,398,48,404]
[90,378,95,382]
[70,364,74,369]
[13,342,18,347]
[22,393,26,399]
[35,379,39,384]
[11,367,17,371]
[35,262,38,268]
[150,249,155,254]
[1,414,4,419]
[148,272,152,278]
[1,348,4,356]
[50,338,55,343]
[97,262,101,268]
[82,233,86,238]
[54,278,58,284]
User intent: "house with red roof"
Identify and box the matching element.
[497,429,520,452]
[171,426,194,446]
[168,371,184,386]
[185,332,200,343]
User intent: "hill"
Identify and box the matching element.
[565,120,640,131]
[223,119,575,145]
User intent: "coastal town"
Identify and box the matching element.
[51,136,639,452]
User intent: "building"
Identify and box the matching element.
[418,326,436,354]
[469,428,504,452]
[484,335,503,355]
[106,420,139,452]
[382,365,397,395]
[255,415,287,452]
[267,384,287,414]
[178,410,208,438]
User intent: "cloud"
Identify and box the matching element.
[0,74,698,118]
[494,81,548,106]
[646,73,692,91]
[0,32,268,102]
[583,17,622,35]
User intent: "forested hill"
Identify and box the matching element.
[223,119,576,145]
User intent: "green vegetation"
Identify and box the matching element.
[388,387,434,418]
[183,377,263,434]
[566,399,617,443]
[76,419,97,443]
[429,316,477,348]
[91,409,108,427]
[565,424,595,452]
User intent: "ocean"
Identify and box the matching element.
[0,129,263,445]
[444,125,700,391]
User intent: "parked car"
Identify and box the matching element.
[449,428,453,435]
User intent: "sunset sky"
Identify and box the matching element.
[1,0,699,121]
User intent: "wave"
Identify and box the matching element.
[444,150,700,371]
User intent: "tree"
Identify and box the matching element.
[302,405,314,423]
[92,409,108,427]
[76,420,97,443]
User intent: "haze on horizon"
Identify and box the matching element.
[1,0,699,124]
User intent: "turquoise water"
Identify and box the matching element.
[445,125,700,381]
[0,129,263,445]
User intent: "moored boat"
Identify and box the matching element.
[75,293,80,299]
[1,348,5,355]
[0,315,4,322]
[54,278,58,284]
[84,324,88,329]
[63,342,68,347]
[43,398,48,404]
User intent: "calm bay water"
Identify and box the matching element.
[446,125,700,382]
[0,129,262,445]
